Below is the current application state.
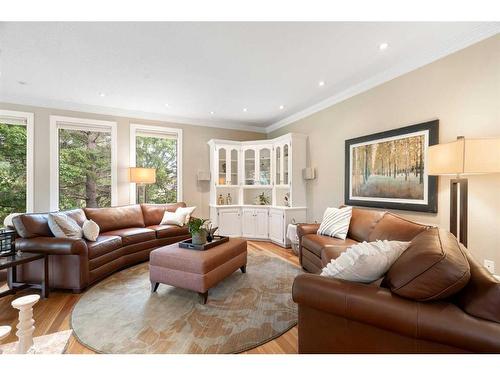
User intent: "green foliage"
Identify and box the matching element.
[188,217,207,234]
[136,136,177,203]
[0,123,27,223]
[58,129,111,210]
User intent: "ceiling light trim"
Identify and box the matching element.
[265,23,500,134]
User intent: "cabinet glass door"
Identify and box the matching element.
[218,147,227,185]
[229,149,239,185]
[244,149,255,185]
[259,147,271,185]
[275,146,281,185]
[283,144,289,185]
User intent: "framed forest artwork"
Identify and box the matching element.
[345,120,439,213]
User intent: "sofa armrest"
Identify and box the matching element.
[292,274,500,353]
[16,237,88,256]
[296,223,320,239]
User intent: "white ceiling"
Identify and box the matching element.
[0,22,499,133]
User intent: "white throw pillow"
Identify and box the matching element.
[160,210,185,226]
[175,206,196,225]
[82,219,100,241]
[320,240,410,283]
[3,212,22,229]
[48,212,83,239]
[317,206,353,240]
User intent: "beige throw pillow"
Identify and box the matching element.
[48,212,83,239]
[176,206,196,224]
[160,210,186,226]
[321,240,410,283]
[82,219,100,241]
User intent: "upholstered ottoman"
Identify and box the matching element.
[149,238,247,304]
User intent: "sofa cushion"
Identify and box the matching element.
[87,235,123,259]
[13,213,53,238]
[347,208,385,242]
[84,205,145,232]
[147,225,190,239]
[48,212,83,239]
[102,227,156,246]
[368,212,429,242]
[140,203,186,226]
[302,234,357,258]
[317,206,352,240]
[384,228,470,301]
[456,247,500,323]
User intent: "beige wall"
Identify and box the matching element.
[0,102,265,219]
[269,34,500,269]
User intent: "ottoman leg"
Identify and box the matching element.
[240,265,246,273]
[199,291,208,304]
[151,282,159,293]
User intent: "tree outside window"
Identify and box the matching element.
[135,135,177,204]
[58,129,112,210]
[0,123,27,223]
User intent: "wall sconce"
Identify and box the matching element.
[302,167,316,180]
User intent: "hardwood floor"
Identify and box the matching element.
[0,241,300,354]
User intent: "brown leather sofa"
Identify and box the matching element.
[12,203,191,292]
[293,207,500,353]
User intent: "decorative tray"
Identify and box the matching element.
[178,236,229,251]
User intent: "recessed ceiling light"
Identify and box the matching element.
[318,81,325,87]
[210,111,215,115]
[279,105,285,110]
[17,80,27,85]
[379,42,389,50]
[243,108,248,112]
[164,103,169,107]
[99,92,106,97]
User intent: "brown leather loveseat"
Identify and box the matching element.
[293,207,500,353]
[12,203,191,292]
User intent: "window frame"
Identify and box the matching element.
[0,109,34,213]
[49,115,118,211]
[129,123,183,204]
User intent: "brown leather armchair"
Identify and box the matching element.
[293,207,500,353]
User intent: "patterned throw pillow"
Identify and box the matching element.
[160,210,186,226]
[317,206,353,240]
[48,212,83,239]
[320,240,411,283]
[175,206,196,225]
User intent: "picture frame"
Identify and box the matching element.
[345,120,439,213]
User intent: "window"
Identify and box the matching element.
[50,116,117,211]
[130,124,182,204]
[0,110,33,223]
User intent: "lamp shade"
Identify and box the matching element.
[129,167,156,184]
[428,137,500,176]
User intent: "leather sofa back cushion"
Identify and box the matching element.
[347,208,385,242]
[141,202,186,226]
[84,205,145,232]
[12,208,87,238]
[384,228,470,301]
[368,213,428,242]
[456,248,500,323]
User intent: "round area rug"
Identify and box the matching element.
[71,247,302,354]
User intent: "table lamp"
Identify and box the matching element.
[428,136,500,247]
[129,167,156,203]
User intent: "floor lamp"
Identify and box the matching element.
[428,136,500,247]
[129,167,156,204]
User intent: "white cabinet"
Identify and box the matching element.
[241,208,268,239]
[269,209,284,243]
[208,134,308,247]
[217,208,241,237]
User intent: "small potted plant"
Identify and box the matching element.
[188,218,208,245]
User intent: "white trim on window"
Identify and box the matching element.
[49,115,117,211]
[0,109,34,213]
[129,123,183,204]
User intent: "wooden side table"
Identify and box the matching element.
[0,252,49,299]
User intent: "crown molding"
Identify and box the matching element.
[265,24,500,134]
[0,95,268,134]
